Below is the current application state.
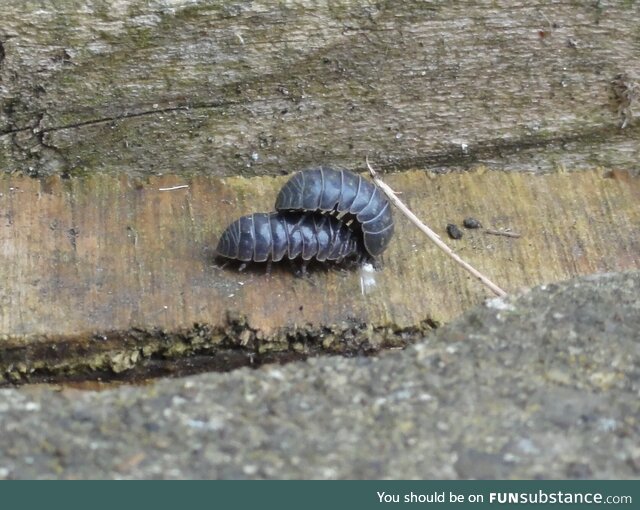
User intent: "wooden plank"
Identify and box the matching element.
[1,168,638,381]
[1,1,639,177]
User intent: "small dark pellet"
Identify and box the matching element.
[446,223,463,240]
[463,217,482,229]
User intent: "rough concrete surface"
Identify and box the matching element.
[0,271,638,479]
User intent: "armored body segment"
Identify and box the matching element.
[275,167,394,258]
[216,212,361,264]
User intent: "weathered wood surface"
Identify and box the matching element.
[1,169,639,381]
[1,1,639,381]
[0,1,638,178]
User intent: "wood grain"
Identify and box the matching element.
[1,168,638,381]
[1,1,639,381]
[1,1,638,178]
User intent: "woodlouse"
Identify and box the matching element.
[275,167,394,258]
[216,211,360,265]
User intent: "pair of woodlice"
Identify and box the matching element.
[216,166,394,267]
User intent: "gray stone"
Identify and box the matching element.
[0,271,638,479]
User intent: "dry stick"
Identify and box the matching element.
[366,158,508,298]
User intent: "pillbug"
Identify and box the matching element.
[216,211,360,265]
[275,167,394,258]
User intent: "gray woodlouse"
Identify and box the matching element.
[216,211,360,264]
[275,167,394,258]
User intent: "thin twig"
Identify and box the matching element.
[484,228,521,238]
[158,184,189,191]
[366,157,507,297]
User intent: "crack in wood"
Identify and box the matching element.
[373,123,640,172]
[2,107,637,177]
[0,99,236,138]
[0,318,438,386]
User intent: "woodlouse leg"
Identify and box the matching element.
[291,260,302,277]
[334,265,350,277]
[293,260,311,279]
[213,260,229,270]
[265,259,272,276]
[238,263,247,272]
